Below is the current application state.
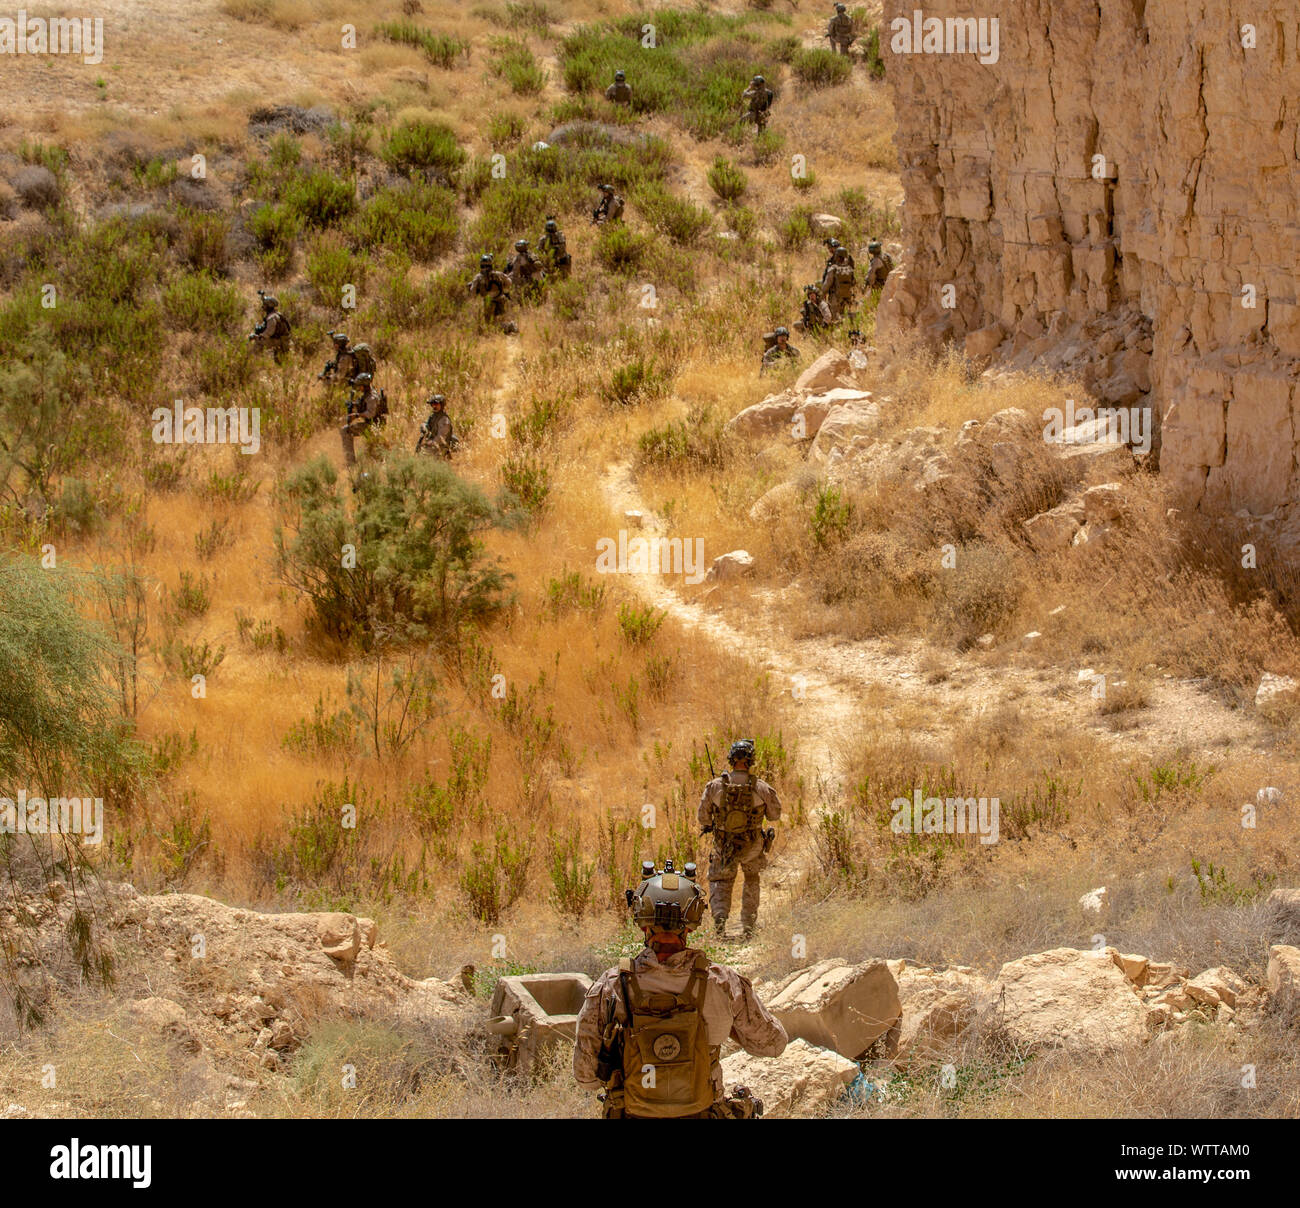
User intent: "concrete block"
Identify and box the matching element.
[487,972,591,1075]
[766,959,901,1060]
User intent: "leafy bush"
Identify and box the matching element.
[792,47,851,88]
[635,403,728,471]
[349,182,458,262]
[381,120,467,182]
[491,37,547,95]
[283,169,356,227]
[177,210,230,273]
[602,354,674,406]
[500,454,552,519]
[860,24,886,79]
[616,601,665,645]
[488,110,528,147]
[375,20,468,68]
[810,483,853,549]
[274,454,513,646]
[162,271,242,333]
[246,202,302,276]
[638,183,712,246]
[707,155,747,201]
[306,235,367,306]
[594,222,648,274]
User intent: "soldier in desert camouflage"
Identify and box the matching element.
[605,69,632,105]
[698,740,782,937]
[574,858,787,1119]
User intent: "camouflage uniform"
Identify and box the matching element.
[593,187,624,224]
[741,80,775,132]
[538,223,571,276]
[506,245,545,290]
[698,770,782,931]
[827,7,855,54]
[416,408,454,458]
[250,298,290,362]
[605,78,632,105]
[574,946,788,1116]
[467,263,513,321]
[821,249,856,319]
[796,288,833,333]
[864,247,895,291]
[339,382,386,467]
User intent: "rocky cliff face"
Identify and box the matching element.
[877,0,1299,534]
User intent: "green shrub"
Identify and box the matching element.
[707,155,747,201]
[306,235,367,306]
[491,37,547,95]
[810,482,852,549]
[375,20,469,68]
[548,828,596,916]
[764,34,801,62]
[860,24,886,79]
[162,271,243,333]
[381,120,467,182]
[638,182,712,246]
[273,454,513,646]
[246,202,302,272]
[177,210,230,273]
[751,127,784,164]
[792,47,851,88]
[635,403,728,471]
[504,0,554,31]
[349,182,459,262]
[594,222,648,274]
[488,110,528,147]
[283,169,356,227]
[602,355,674,406]
[170,571,211,618]
[616,601,666,645]
[779,205,815,249]
[500,454,552,519]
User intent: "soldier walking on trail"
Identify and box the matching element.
[538,216,571,276]
[827,3,856,54]
[863,238,895,291]
[741,75,774,132]
[822,236,855,274]
[698,740,781,937]
[467,253,513,325]
[605,69,632,105]
[592,182,624,224]
[339,372,387,468]
[415,393,457,459]
[247,291,290,362]
[574,858,787,1119]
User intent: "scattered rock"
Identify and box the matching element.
[1255,673,1299,715]
[1265,945,1300,1025]
[809,213,843,236]
[794,349,855,394]
[1079,886,1108,914]
[893,964,993,1063]
[766,958,901,1060]
[721,1037,857,1119]
[704,550,755,583]
[247,105,335,138]
[1188,967,1246,1009]
[1265,887,1300,938]
[1023,498,1085,553]
[996,948,1148,1051]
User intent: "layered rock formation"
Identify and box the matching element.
[877,0,1299,532]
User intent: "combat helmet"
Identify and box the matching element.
[427,393,446,408]
[545,216,558,232]
[614,69,626,82]
[868,239,883,253]
[514,238,529,251]
[260,294,278,311]
[752,74,765,86]
[626,859,706,933]
[330,331,349,346]
[479,253,493,268]
[728,738,756,764]
[599,182,614,194]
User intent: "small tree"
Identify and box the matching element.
[274,454,513,647]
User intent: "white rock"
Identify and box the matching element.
[704,550,755,583]
[1255,673,1299,712]
[1079,886,1108,914]
[1257,787,1283,806]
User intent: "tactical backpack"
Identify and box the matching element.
[718,774,765,836]
[350,342,376,379]
[372,389,389,425]
[619,953,716,1118]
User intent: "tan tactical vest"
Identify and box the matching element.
[619,953,716,1118]
[718,774,765,836]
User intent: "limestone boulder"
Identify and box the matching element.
[1265,945,1300,1025]
[794,350,855,394]
[1023,499,1085,553]
[704,550,755,583]
[996,947,1147,1051]
[766,958,901,1060]
[721,1037,857,1119]
[809,397,883,461]
[893,964,993,1062]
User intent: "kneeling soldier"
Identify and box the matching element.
[574,858,787,1119]
[339,372,387,467]
[415,393,456,458]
